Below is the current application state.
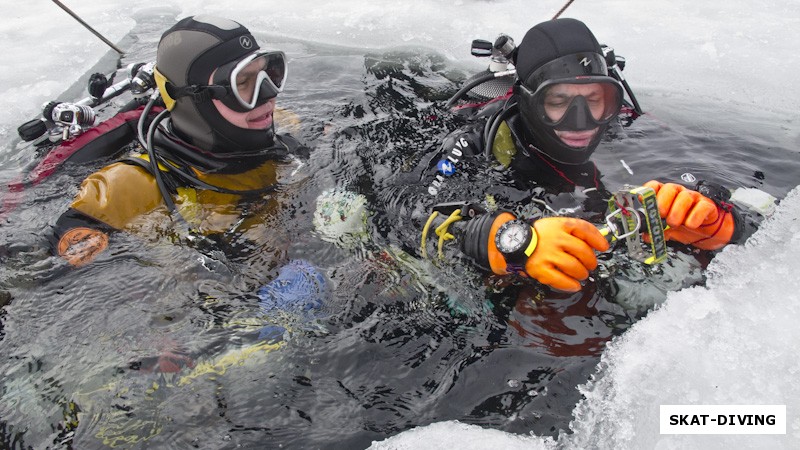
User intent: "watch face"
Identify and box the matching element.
[496,221,529,253]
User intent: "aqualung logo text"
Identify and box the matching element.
[660,405,785,435]
[428,136,468,196]
[240,36,253,49]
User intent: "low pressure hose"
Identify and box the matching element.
[137,93,160,148]
[145,109,178,213]
[445,69,516,109]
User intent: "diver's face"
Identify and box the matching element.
[213,97,276,130]
[209,71,276,130]
[543,83,608,148]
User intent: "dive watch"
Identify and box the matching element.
[494,219,537,265]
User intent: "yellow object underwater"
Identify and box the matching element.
[76,339,285,447]
[177,340,284,386]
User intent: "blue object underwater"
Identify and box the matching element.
[256,259,329,340]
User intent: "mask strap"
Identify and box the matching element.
[166,83,228,103]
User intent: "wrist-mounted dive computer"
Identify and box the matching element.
[494,219,537,265]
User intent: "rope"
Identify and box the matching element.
[552,0,576,20]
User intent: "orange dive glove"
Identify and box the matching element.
[644,180,735,250]
[483,213,609,292]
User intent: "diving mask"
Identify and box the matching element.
[519,77,623,133]
[160,50,288,113]
[211,51,287,112]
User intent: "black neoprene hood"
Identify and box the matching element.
[513,18,620,165]
[515,18,606,90]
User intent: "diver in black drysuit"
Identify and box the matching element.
[368,18,763,328]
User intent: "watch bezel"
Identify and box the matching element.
[495,220,533,264]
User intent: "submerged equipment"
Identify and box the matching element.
[257,259,329,340]
[312,189,369,249]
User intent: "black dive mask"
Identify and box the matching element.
[519,77,623,131]
[517,77,623,165]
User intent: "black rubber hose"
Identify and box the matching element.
[146,109,178,213]
[143,106,279,197]
[621,78,643,114]
[137,94,159,148]
[157,160,279,196]
[445,72,498,109]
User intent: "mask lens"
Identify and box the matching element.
[538,81,621,125]
[264,52,286,90]
[235,57,265,104]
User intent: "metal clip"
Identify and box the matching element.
[431,201,486,220]
[601,185,668,265]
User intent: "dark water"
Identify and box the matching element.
[1,14,799,450]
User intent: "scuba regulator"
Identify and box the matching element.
[16,61,157,145]
[445,34,518,108]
